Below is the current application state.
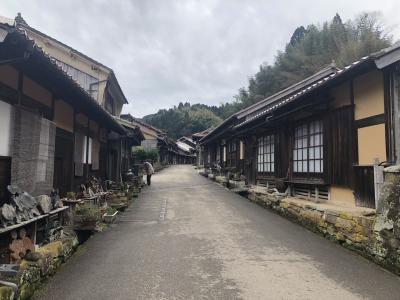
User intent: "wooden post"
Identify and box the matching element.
[86,118,90,181]
[71,111,76,192]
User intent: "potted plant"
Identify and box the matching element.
[102,207,118,223]
[74,203,102,229]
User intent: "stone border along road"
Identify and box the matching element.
[34,165,400,300]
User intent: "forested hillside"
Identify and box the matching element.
[143,12,392,138]
[143,103,223,139]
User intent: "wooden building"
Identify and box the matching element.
[120,114,193,166]
[12,14,136,189]
[192,127,214,167]
[200,45,400,209]
[0,19,127,200]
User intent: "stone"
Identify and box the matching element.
[7,185,21,195]
[24,252,42,262]
[1,204,16,224]
[36,195,52,214]
[384,164,400,173]
[20,193,37,210]
[323,213,337,225]
[387,237,400,249]
[374,214,393,232]
[334,218,354,232]
[350,233,367,243]
[338,212,353,220]
[335,232,346,241]
[324,209,339,217]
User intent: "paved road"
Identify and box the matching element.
[35,165,400,300]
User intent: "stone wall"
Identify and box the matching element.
[0,233,78,300]
[246,185,400,274]
[204,168,400,274]
[372,166,400,272]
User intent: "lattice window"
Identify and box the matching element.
[293,120,323,174]
[227,140,237,167]
[257,135,275,173]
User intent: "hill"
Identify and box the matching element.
[143,12,392,138]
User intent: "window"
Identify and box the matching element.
[223,145,226,162]
[54,59,99,99]
[227,140,237,167]
[293,120,323,174]
[239,140,244,160]
[257,135,275,173]
[216,145,220,163]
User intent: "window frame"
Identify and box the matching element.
[227,139,237,168]
[292,119,324,179]
[257,134,275,175]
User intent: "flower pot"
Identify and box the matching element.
[102,211,118,223]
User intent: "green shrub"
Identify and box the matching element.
[75,203,101,221]
[132,147,159,162]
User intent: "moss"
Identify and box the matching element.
[19,281,42,300]
[0,286,14,300]
[37,241,63,258]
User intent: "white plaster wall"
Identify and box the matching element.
[141,139,158,150]
[0,101,12,156]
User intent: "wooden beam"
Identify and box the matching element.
[71,110,76,191]
[354,114,385,128]
[350,79,358,165]
[86,117,90,181]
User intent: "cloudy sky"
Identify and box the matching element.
[2,1,400,117]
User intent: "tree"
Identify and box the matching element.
[143,12,392,131]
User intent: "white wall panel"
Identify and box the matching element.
[0,101,12,156]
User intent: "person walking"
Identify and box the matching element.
[143,160,155,186]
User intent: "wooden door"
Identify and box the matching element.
[53,129,73,196]
[0,157,11,205]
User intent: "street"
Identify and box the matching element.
[35,165,400,300]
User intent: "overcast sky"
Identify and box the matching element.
[2,1,400,117]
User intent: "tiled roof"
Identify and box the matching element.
[233,57,371,129]
[0,22,126,134]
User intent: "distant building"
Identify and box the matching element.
[121,114,195,165]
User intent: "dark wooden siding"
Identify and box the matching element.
[327,106,355,187]
[244,135,256,184]
[353,165,375,208]
[276,126,290,179]
[0,157,11,206]
[53,128,74,196]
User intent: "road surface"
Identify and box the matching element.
[35,165,400,299]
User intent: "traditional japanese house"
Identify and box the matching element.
[0,18,130,263]
[176,138,196,164]
[120,114,193,166]
[0,18,126,197]
[192,127,214,167]
[177,136,196,149]
[201,44,400,209]
[114,117,145,175]
[13,13,132,187]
